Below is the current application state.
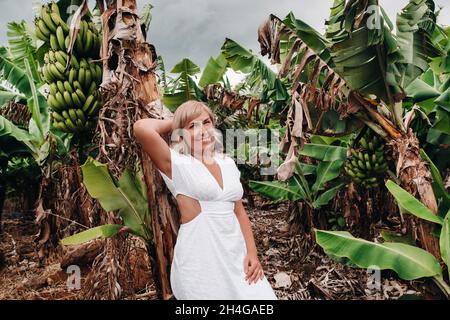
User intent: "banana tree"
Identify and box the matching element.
[250,142,347,232]
[404,24,450,171]
[161,37,292,129]
[315,169,450,298]
[61,157,152,245]
[258,0,448,258]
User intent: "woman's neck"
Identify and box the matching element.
[192,148,215,164]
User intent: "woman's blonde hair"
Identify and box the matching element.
[170,100,223,156]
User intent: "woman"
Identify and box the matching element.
[133,100,277,300]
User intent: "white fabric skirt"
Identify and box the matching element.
[170,200,278,300]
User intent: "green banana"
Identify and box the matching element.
[56,81,65,94]
[62,110,70,119]
[65,118,77,131]
[76,118,84,128]
[55,92,66,109]
[56,26,66,51]
[65,35,70,51]
[75,109,86,123]
[75,89,86,103]
[70,55,80,69]
[71,92,82,108]
[42,65,53,82]
[359,137,368,149]
[48,50,56,62]
[95,64,102,83]
[49,83,57,96]
[88,81,97,96]
[88,100,101,116]
[50,34,59,50]
[41,6,57,33]
[78,68,86,87]
[357,151,364,161]
[48,95,60,111]
[63,91,74,106]
[64,81,73,94]
[54,61,66,75]
[35,23,48,41]
[49,63,64,80]
[356,171,365,179]
[37,19,51,37]
[52,111,65,122]
[73,81,83,92]
[75,33,83,54]
[79,58,88,69]
[84,69,92,90]
[82,95,95,112]
[54,50,67,67]
[68,68,77,84]
[85,29,93,53]
[68,109,78,123]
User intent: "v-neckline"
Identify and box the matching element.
[189,153,225,192]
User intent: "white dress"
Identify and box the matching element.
[157,148,278,300]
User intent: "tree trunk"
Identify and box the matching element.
[356,96,441,259]
[99,0,179,300]
[0,157,7,233]
[391,129,441,259]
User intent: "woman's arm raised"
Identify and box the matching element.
[133,118,173,178]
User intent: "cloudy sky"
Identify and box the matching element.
[1,0,450,79]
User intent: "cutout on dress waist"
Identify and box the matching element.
[176,193,202,225]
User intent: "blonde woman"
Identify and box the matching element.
[133,100,277,300]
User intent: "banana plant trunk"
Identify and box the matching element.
[100,0,178,300]
[356,96,441,259]
[0,157,6,233]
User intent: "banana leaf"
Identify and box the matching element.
[396,0,442,89]
[249,179,304,202]
[0,85,24,106]
[61,224,123,246]
[299,143,347,162]
[420,149,450,207]
[386,180,443,225]
[311,160,344,193]
[199,53,228,87]
[81,157,150,240]
[312,183,343,209]
[0,46,31,96]
[440,210,450,277]
[315,229,442,280]
[163,58,203,109]
[0,115,37,153]
[326,0,403,105]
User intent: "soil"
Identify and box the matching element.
[0,196,442,300]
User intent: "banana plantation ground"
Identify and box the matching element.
[0,195,443,300]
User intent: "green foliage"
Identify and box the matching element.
[61,224,123,245]
[162,58,203,110]
[250,142,346,209]
[386,180,444,225]
[315,229,442,280]
[79,157,151,241]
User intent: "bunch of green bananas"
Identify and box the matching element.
[43,51,102,87]
[34,2,68,43]
[34,2,100,56]
[74,20,101,57]
[35,1,103,134]
[344,132,388,188]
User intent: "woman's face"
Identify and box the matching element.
[184,110,215,153]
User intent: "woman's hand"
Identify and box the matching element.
[243,252,265,284]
